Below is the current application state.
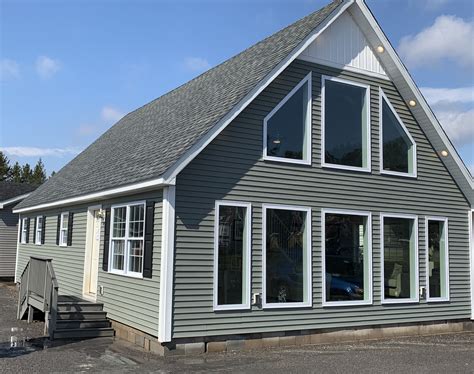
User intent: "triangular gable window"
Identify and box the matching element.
[380,90,416,177]
[263,73,312,165]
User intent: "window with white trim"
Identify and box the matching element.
[214,201,251,310]
[263,204,311,308]
[109,202,145,277]
[426,217,449,301]
[322,76,370,171]
[382,214,418,303]
[35,216,43,245]
[323,210,372,306]
[20,217,28,244]
[263,73,312,164]
[59,212,68,246]
[380,89,416,176]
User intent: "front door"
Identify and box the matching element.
[85,209,101,298]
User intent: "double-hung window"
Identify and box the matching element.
[213,201,251,310]
[379,89,416,177]
[322,209,372,306]
[322,76,370,171]
[35,216,43,245]
[425,217,449,301]
[109,202,146,277]
[263,73,312,165]
[381,214,419,303]
[20,217,28,244]
[59,212,68,246]
[263,204,311,308]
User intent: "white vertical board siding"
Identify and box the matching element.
[173,59,471,339]
[97,190,163,337]
[0,207,20,277]
[299,11,387,77]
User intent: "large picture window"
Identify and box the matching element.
[263,73,312,165]
[109,202,146,277]
[380,89,416,177]
[322,76,370,171]
[425,217,449,301]
[322,210,372,306]
[382,214,418,303]
[263,205,311,308]
[213,201,251,311]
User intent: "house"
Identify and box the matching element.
[13,0,474,354]
[0,182,36,278]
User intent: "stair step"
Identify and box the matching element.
[57,302,104,312]
[56,319,111,329]
[57,310,107,320]
[53,327,115,339]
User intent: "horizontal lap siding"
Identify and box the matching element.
[173,60,471,339]
[17,209,87,296]
[0,207,19,277]
[97,190,162,337]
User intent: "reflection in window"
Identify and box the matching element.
[381,96,415,174]
[265,208,309,305]
[265,74,311,162]
[216,205,249,307]
[383,217,416,300]
[324,78,369,168]
[110,203,145,276]
[325,213,369,303]
[427,219,448,299]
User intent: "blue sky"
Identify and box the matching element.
[1,0,473,176]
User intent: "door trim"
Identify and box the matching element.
[83,204,102,301]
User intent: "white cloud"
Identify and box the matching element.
[184,57,211,72]
[1,146,79,158]
[101,106,125,123]
[435,109,474,147]
[398,15,473,68]
[421,86,474,106]
[0,59,20,81]
[36,55,61,79]
[421,0,450,10]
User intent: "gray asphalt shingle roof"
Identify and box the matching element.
[16,0,342,210]
[0,182,36,203]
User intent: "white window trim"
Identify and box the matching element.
[263,72,312,166]
[425,216,449,302]
[213,201,252,311]
[380,213,419,304]
[321,208,373,307]
[20,217,28,244]
[379,88,417,178]
[321,75,371,173]
[108,200,146,279]
[59,212,69,247]
[262,203,312,309]
[35,216,43,245]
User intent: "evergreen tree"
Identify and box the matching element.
[0,151,10,181]
[21,163,33,183]
[50,171,56,178]
[31,158,47,185]
[10,162,22,183]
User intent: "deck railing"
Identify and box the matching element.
[17,256,59,338]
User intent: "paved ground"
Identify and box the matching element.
[1,281,474,374]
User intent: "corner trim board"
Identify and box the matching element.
[158,185,176,342]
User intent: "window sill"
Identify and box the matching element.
[381,298,419,305]
[380,170,417,178]
[59,244,68,248]
[323,300,373,307]
[35,243,42,246]
[322,162,371,173]
[426,297,450,303]
[213,303,251,312]
[262,301,312,309]
[107,270,143,279]
[263,155,311,166]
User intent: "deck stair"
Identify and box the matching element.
[54,296,114,339]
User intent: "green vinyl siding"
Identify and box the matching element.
[97,190,162,337]
[0,207,20,277]
[172,60,471,339]
[16,189,163,337]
